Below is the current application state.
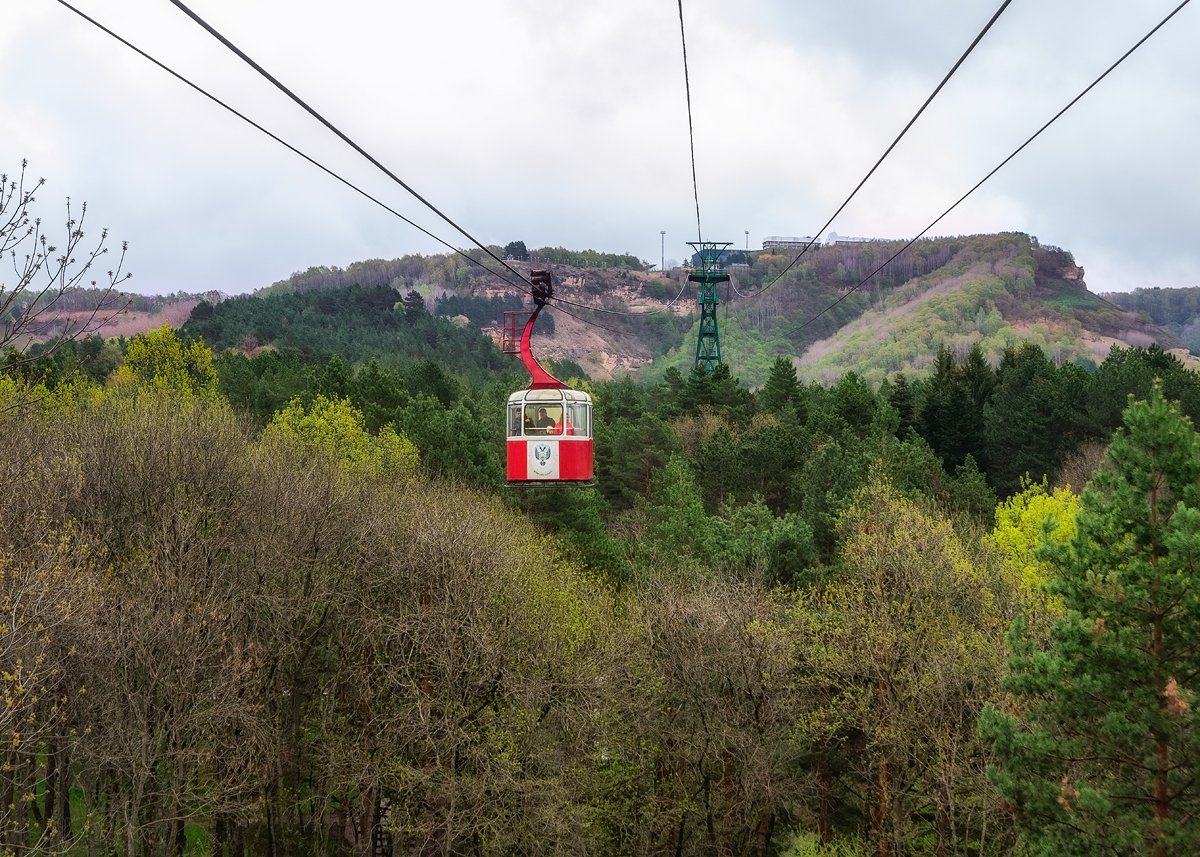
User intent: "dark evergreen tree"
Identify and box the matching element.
[917,348,980,469]
[759,356,800,414]
[351,359,411,432]
[401,289,427,319]
[504,240,529,261]
[315,354,352,399]
[887,372,917,438]
[983,386,1200,855]
[983,344,1065,496]
[1092,345,1200,433]
[961,343,997,412]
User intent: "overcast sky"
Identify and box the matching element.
[3,0,1197,296]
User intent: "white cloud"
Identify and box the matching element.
[2,0,1195,295]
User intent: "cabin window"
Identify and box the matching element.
[567,402,590,437]
[524,403,563,435]
[508,404,524,437]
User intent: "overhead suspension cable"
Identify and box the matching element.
[677,0,703,243]
[750,0,1014,299]
[552,0,1013,320]
[51,0,538,299]
[55,1,662,333]
[56,0,647,330]
[555,0,712,323]
[164,0,535,289]
[163,0,671,325]
[794,0,1193,334]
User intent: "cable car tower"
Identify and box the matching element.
[687,241,730,373]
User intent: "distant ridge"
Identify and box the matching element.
[81,233,1193,386]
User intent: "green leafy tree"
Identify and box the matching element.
[795,477,1011,856]
[983,386,1200,856]
[984,477,1080,617]
[116,325,218,398]
[262,394,419,478]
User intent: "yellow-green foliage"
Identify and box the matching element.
[805,276,1018,384]
[113,325,218,397]
[0,374,16,407]
[792,477,1010,850]
[261,394,419,478]
[984,477,1079,610]
[0,375,74,413]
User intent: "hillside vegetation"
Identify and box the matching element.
[1104,285,1200,353]
[11,218,1200,857]
[8,321,1200,855]
[241,234,1180,389]
[12,233,1187,390]
[13,230,1200,855]
[693,232,1175,386]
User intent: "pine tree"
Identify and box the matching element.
[917,347,981,469]
[982,385,1200,856]
[760,356,799,414]
[887,372,916,438]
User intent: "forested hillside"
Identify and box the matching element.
[230,233,1180,389]
[716,233,1177,386]
[1104,285,1200,354]
[7,305,1200,855]
[181,284,511,377]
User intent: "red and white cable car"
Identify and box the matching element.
[503,271,594,485]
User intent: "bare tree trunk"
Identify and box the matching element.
[1152,618,1169,857]
[355,783,375,857]
[754,812,773,857]
[1154,736,1169,857]
[14,755,29,854]
[875,758,890,857]
[720,754,736,857]
[336,785,349,853]
[266,788,277,857]
[232,822,245,857]
[60,747,72,844]
[125,774,144,857]
[817,753,833,847]
[935,775,949,857]
[3,750,15,853]
[702,770,715,848]
[44,741,58,844]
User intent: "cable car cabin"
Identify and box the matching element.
[506,388,594,484]
[503,270,594,486]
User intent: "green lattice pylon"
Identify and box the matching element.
[687,241,731,374]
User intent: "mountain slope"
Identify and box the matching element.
[791,237,1181,384]
[631,233,1184,386]
[169,234,1188,386]
[1102,287,1200,354]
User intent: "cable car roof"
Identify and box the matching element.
[508,388,592,404]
